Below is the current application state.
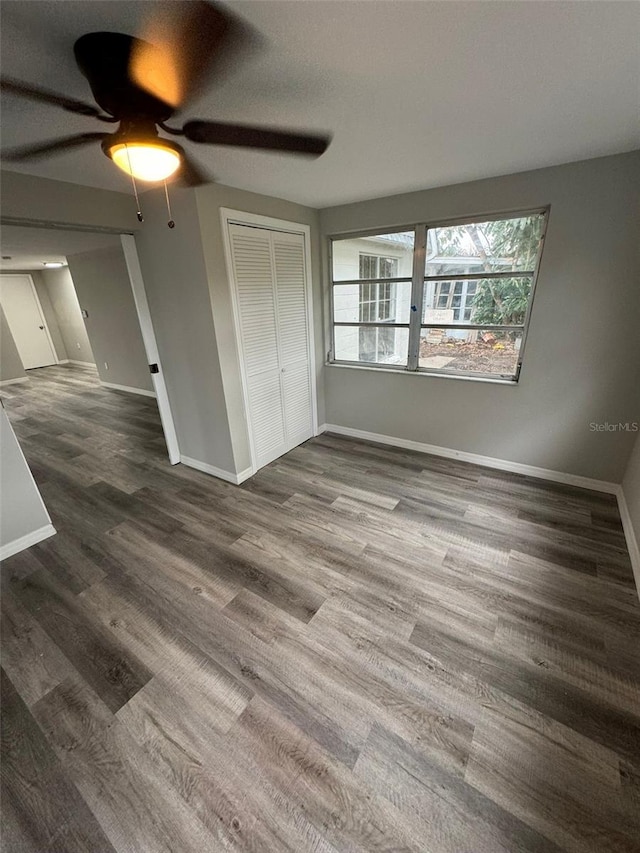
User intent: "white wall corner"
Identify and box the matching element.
[235,466,254,484]
[0,523,56,562]
[179,454,252,485]
[616,485,640,600]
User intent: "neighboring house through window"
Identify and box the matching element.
[358,254,397,362]
[330,211,547,381]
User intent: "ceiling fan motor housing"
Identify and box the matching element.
[73,32,174,121]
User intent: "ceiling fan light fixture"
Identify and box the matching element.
[108,140,181,182]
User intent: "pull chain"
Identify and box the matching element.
[163,180,175,228]
[125,145,144,222]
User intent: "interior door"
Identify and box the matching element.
[0,274,57,369]
[229,223,313,471]
[120,235,181,465]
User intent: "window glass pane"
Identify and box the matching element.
[333,282,411,324]
[379,257,398,279]
[334,326,409,365]
[332,231,415,281]
[425,214,544,277]
[423,276,532,325]
[359,255,376,279]
[419,327,522,377]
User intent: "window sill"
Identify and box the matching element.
[325,361,519,386]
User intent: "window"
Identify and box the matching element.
[330,211,547,381]
[358,255,398,361]
[359,280,393,323]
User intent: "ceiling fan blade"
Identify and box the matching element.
[175,150,210,187]
[182,120,331,157]
[131,1,246,110]
[2,133,108,162]
[1,77,106,119]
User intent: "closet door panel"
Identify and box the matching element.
[230,226,279,377]
[230,224,286,466]
[246,371,286,467]
[272,233,313,445]
[282,363,313,446]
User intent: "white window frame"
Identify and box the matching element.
[328,208,549,383]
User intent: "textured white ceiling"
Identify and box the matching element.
[0,225,120,270]
[1,1,639,207]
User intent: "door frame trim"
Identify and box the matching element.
[220,208,319,476]
[0,272,59,367]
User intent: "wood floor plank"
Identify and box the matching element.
[1,669,116,853]
[1,584,79,707]
[31,677,220,852]
[227,695,422,852]
[465,701,640,852]
[13,568,153,713]
[354,723,566,853]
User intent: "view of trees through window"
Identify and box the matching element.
[331,213,546,379]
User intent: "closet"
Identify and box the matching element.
[227,222,315,471]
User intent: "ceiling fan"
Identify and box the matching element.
[0,1,332,188]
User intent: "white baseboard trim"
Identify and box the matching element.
[319,423,619,495]
[0,376,28,387]
[0,523,56,562]
[616,486,640,599]
[180,455,253,485]
[67,360,96,368]
[236,467,253,484]
[101,381,156,398]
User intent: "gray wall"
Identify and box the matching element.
[623,434,640,559]
[1,170,139,232]
[134,186,236,472]
[0,404,52,553]
[0,305,26,383]
[319,151,640,483]
[41,267,95,365]
[135,180,321,477]
[67,246,153,393]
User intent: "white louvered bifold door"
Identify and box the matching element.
[230,224,287,469]
[272,231,314,450]
[229,224,313,472]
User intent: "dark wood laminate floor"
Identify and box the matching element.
[2,364,640,853]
